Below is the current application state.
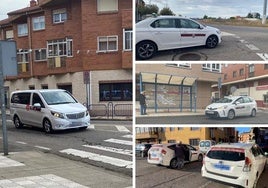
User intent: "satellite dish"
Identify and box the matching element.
[230,86,237,94]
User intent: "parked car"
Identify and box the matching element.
[136,143,153,157]
[199,140,216,154]
[147,143,203,169]
[202,143,267,188]
[205,96,257,120]
[10,89,90,133]
[136,15,221,60]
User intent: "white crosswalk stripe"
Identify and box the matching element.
[122,134,132,138]
[83,145,132,156]
[104,138,132,146]
[60,148,132,168]
[256,53,268,61]
[115,125,130,133]
[221,31,235,36]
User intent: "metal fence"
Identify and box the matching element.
[87,102,132,119]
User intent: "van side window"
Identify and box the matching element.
[32,93,45,108]
[11,93,31,104]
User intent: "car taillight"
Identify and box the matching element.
[243,157,252,172]
[161,149,167,155]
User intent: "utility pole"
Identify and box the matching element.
[262,0,267,24]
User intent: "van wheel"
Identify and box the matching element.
[198,154,203,162]
[43,119,53,133]
[227,110,235,120]
[170,158,178,169]
[14,116,23,129]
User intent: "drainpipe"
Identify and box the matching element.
[27,13,33,77]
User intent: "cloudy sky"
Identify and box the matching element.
[0,0,30,20]
[144,0,265,18]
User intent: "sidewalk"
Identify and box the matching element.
[0,149,131,188]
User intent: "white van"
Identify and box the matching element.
[10,89,90,133]
[199,140,216,154]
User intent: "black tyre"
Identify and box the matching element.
[136,41,157,60]
[14,115,23,129]
[43,119,53,133]
[198,154,203,162]
[251,109,256,117]
[227,110,235,120]
[206,35,218,48]
[170,158,178,169]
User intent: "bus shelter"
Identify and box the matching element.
[139,72,198,113]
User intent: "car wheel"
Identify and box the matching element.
[136,41,157,60]
[14,115,23,129]
[170,158,178,169]
[206,35,218,48]
[251,109,256,117]
[43,119,53,133]
[227,110,235,120]
[198,154,203,162]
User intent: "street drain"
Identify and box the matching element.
[173,52,207,61]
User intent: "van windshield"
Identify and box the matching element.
[200,141,210,147]
[41,91,77,105]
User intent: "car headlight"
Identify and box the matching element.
[218,105,227,110]
[51,111,65,119]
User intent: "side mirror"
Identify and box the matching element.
[33,103,41,111]
[199,25,204,29]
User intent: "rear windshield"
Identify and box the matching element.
[207,149,245,161]
[41,91,77,105]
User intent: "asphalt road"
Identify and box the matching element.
[136,157,268,188]
[136,110,268,124]
[138,24,268,61]
[0,119,133,176]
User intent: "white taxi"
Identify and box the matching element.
[202,143,267,188]
[205,96,257,120]
[136,15,221,60]
[147,143,203,169]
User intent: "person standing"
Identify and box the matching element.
[139,91,147,115]
[175,141,185,169]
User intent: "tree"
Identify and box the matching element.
[203,15,208,19]
[137,4,159,18]
[159,7,175,16]
[247,13,253,18]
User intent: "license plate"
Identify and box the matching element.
[206,111,214,114]
[214,164,230,170]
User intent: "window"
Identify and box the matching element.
[47,38,73,57]
[34,49,47,61]
[166,63,191,68]
[11,93,31,104]
[224,74,227,80]
[233,71,237,78]
[189,139,200,146]
[202,63,221,72]
[97,0,118,13]
[264,93,268,104]
[239,68,244,76]
[264,64,268,69]
[32,93,45,108]
[33,16,45,30]
[123,29,132,51]
[99,82,132,101]
[151,19,177,28]
[170,127,175,131]
[98,36,118,52]
[5,30,14,39]
[18,23,28,36]
[191,127,200,131]
[168,140,176,143]
[180,19,200,29]
[29,85,35,90]
[53,9,67,23]
[17,49,29,73]
[249,64,255,77]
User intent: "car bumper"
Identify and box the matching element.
[201,166,253,188]
[205,110,227,118]
[51,116,90,130]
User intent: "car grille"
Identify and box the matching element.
[208,107,217,110]
[66,112,85,119]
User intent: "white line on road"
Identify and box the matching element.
[16,141,27,145]
[122,134,132,139]
[245,44,260,51]
[198,181,212,188]
[60,148,132,168]
[104,138,132,146]
[34,146,51,150]
[221,32,235,36]
[83,145,132,156]
[115,125,130,133]
[256,53,268,61]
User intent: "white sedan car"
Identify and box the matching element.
[147,143,203,169]
[205,96,257,120]
[136,15,221,60]
[202,143,267,188]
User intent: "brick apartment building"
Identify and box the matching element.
[0,0,132,108]
[136,63,222,111]
[219,64,268,108]
[136,127,237,146]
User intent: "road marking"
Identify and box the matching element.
[0,155,25,168]
[60,148,132,168]
[221,32,235,36]
[256,53,268,61]
[245,44,260,51]
[104,138,132,146]
[16,141,27,145]
[34,146,51,151]
[198,180,212,188]
[83,145,132,156]
[122,134,132,138]
[87,124,95,129]
[115,125,130,133]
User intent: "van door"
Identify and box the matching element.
[28,93,45,127]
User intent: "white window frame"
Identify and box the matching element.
[123,29,132,51]
[18,23,28,36]
[97,0,118,13]
[97,35,118,52]
[53,8,67,23]
[17,49,29,63]
[34,48,47,61]
[33,16,45,31]
[47,38,73,58]
[202,63,221,72]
